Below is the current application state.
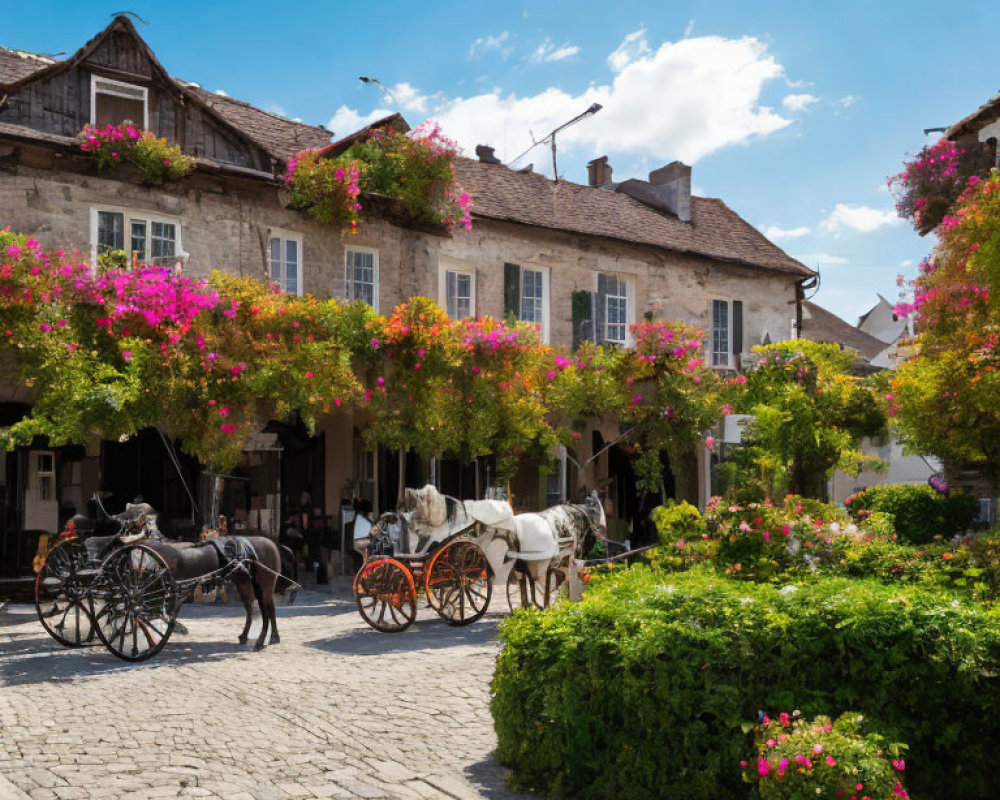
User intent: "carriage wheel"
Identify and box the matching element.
[93,544,178,662]
[34,539,98,647]
[354,558,417,633]
[425,540,492,626]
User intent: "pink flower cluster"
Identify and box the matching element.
[106,267,219,335]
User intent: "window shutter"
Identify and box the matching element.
[504,263,521,319]
[732,300,743,357]
[571,290,593,348]
[595,275,608,344]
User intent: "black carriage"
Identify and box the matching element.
[34,500,290,661]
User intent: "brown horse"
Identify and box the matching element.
[146,535,287,650]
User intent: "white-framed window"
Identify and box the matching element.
[710,298,743,369]
[268,230,304,295]
[346,247,379,309]
[90,207,182,267]
[446,271,473,319]
[597,273,635,345]
[31,450,55,502]
[504,262,550,343]
[90,75,149,130]
[438,258,476,319]
[521,268,545,327]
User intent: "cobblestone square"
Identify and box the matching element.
[0,581,531,800]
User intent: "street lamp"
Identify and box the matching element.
[359,76,397,108]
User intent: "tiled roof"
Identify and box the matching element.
[0,32,330,164]
[453,159,815,277]
[800,301,887,360]
[179,83,331,162]
[946,90,1000,139]
[0,47,52,86]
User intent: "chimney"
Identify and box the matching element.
[475,144,502,165]
[648,161,691,222]
[587,155,613,187]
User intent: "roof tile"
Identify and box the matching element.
[453,159,814,277]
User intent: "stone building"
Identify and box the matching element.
[0,16,814,577]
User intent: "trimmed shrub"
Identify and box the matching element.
[492,567,1000,799]
[845,484,978,544]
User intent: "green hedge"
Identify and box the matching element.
[845,483,978,543]
[492,567,1000,799]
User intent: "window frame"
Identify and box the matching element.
[90,74,149,130]
[268,229,305,296]
[710,298,733,370]
[345,246,380,310]
[595,272,636,346]
[89,206,183,268]
[519,264,550,344]
[438,257,476,320]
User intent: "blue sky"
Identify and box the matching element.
[2,1,990,323]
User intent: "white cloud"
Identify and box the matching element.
[326,32,795,169]
[683,19,696,38]
[836,94,859,108]
[607,28,652,72]
[820,203,900,235]
[214,89,228,97]
[761,224,810,240]
[328,104,394,136]
[900,259,913,268]
[794,252,850,265]
[530,38,580,64]
[469,31,513,60]
[781,93,818,113]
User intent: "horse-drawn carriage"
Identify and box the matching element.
[352,485,606,632]
[34,499,292,661]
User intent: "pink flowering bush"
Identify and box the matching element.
[706,495,852,579]
[285,121,472,233]
[743,711,909,800]
[77,124,194,184]
[889,138,993,235]
[284,150,362,232]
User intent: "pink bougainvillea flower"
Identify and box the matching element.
[121,349,132,360]
[757,758,770,777]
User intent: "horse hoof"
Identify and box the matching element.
[238,636,247,645]
[254,642,266,651]
[269,636,280,645]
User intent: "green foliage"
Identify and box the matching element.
[492,567,1000,799]
[646,501,716,571]
[284,122,471,232]
[735,340,887,499]
[745,712,909,800]
[283,150,362,231]
[891,172,1000,487]
[845,483,978,543]
[706,495,851,580]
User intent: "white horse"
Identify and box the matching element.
[400,484,606,609]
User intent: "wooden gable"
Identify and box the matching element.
[1,16,275,173]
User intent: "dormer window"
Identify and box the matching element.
[91,75,148,129]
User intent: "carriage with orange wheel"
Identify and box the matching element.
[351,485,607,633]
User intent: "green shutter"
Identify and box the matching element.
[571,290,593,348]
[504,263,521,319]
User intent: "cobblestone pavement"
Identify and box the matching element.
[0,579,535,800]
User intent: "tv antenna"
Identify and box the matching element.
[507,102,603,182]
